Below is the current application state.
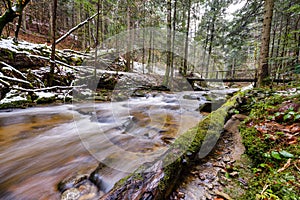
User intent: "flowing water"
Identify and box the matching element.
[0,91,233,200]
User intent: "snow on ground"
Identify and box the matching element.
[0,90,27,104]
[0,38,48,53]
[35,92,56,98]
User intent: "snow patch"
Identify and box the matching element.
[35,92,55,98]
[0,90,27,104]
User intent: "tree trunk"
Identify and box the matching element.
[0,0,30,36]
[269,11,277,76]
[94,0,100,79]
[163,0,172,86]
[147,29,153,73]
[49,0,58,87]
[13,14,23,43]
[171,0,177,79]
[207,2,217,79]
[125,1,131,72]
[275,14,283,79]
[183,0,191,76]
[203,24,210,77]
[257,0,274,87]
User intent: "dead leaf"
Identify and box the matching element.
[277,158,292,173]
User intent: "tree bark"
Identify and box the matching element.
[183,0,191,76]
[171,0,177,79]
[125,0,131,72]
[49,0,58,87]
[13,14,23,43]
[0,0,30,36]
[163,0,172,86]
[257,0,274,87]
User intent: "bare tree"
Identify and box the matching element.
[0,0,31,36]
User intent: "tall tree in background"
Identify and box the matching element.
[49,0,58,86]
[163,0,172,86]
[0,0,31,36]
[183,0,191,76]
[171,0,178,79]
[257,0,274,87]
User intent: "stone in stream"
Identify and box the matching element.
[198,99,226,112]
[58,174,89,193]
[58,174,99,200]
[61,188,81,200]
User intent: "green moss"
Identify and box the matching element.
[157,92,241,197]
[35,96,56,104]
[0,100,32,109]
[1,48,15,60]
[238,89,300,199]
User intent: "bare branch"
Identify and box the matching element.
[56,12,100,45]
[12,85,87,92]
[0,75,31,85]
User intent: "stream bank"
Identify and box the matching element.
[170,84,300,200]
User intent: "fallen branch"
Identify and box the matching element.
[0,61,27,79]
[12,84,87,92]
[214,190,233,200]
[63,49,90,57]
[277,158,292,173]
[294,160,300,172]
[27,54,79,71]
[0,78,10,87]
[0,75,31,85]
[56,12,100,45]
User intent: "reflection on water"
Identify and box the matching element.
[0,92,207,199]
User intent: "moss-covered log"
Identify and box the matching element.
[99,92,243,200]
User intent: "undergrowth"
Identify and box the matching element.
[238,86,300,200]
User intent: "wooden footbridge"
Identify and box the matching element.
[186,69,296,86]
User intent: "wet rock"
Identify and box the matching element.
[89,170,103,189]
[198,99,225,112]
[223,155,231,163]
[177,191,185,199]
[229,171,239,177]
[237,178,248,186]
[206,174,216,181]
[186,151,193,157]
[61,188,81,200]
[58,174,89,193]
[204,191,213,199]
[182,94,201,100]
[199,174,206,180]
[77,181,98,195]
[206,183,214,190]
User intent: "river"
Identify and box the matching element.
[0,90,234,199]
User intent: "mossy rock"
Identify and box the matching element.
[35,96,56,104]
[0,100,32,109]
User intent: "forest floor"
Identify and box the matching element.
[171,83,300,200]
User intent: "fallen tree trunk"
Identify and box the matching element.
[98,92,242,200]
